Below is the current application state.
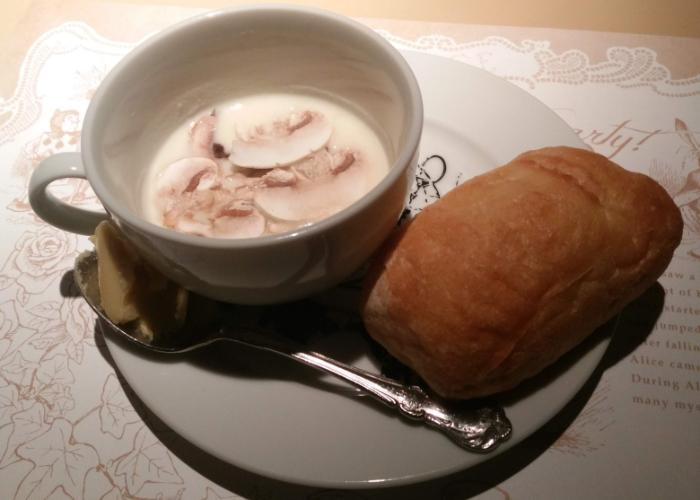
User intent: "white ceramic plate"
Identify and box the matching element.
[104,51,611,488]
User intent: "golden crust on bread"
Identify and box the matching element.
[361,146,683,399]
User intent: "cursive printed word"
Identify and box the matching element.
[573,120,662,159]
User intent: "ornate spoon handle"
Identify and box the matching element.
[75,250,510,452]
[220,329,512,452]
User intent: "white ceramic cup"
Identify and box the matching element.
[29,6,423,304]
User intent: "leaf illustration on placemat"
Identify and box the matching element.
[25,301,68,352]
[81,465,122,500]
[60,297,96,363]
[34,353,74,387]
[26,298,95,364]
[0,423,12,469]
[99,486,124,500]
[113,426,183,496]
[15,418,99,500]
[0,381,22,462]
[0,403,48,468]
[26,301,60,322]
[0,350,38,387]
[0,379,20,421]
[99,374,139,439]
[0,299,21,339]
[24,354,76,420]
[36,383,75,420]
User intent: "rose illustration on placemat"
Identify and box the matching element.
[0,227,78,303]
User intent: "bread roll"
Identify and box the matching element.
[361,146,683,399]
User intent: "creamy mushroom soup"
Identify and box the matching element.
[143,93,391,238]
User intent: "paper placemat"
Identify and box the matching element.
[0,15,698,500]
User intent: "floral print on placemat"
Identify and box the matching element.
[0,21,699,499]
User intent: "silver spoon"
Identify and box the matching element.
[74,250,511,452]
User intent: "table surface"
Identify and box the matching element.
[1,2,699,500]
[2,0,699,93]
[2,0,699,88]
[3,0,700,36]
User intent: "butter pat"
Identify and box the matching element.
[94,221,140,324]
[93,221,188,341]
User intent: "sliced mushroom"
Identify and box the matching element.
[173,214,213,238]
[163,190,215,228]
[190,113,217,158]
[215,157,235,177]
[229,111,332,168]
[292,149,333,180]
[221,172,251,191]
[212,208,265,239]
[217,199,256,217]
[254,163,366,222]
[156,157,219,195]
[291,148,356,179]
[262,168,297,187]
[330,150,356,174]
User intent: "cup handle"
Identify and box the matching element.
[28,152,109,235]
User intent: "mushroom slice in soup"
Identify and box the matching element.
[254,162,367,222]
[292,149,333,180]
[190,112,217,159]
[330,150,356,174]
[212,205,265,239]
[156,157,220,196]
[229,111,332,168]
[292,148,356,180]
[261,168,298,187]
[173,214,213,238]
